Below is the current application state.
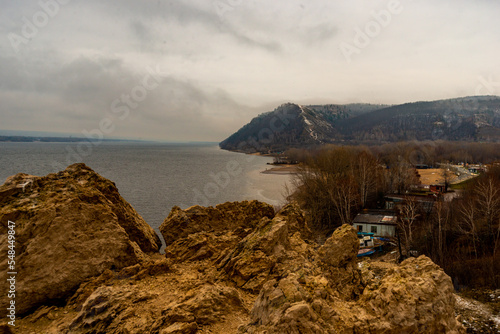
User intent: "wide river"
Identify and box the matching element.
[0,142,292,244]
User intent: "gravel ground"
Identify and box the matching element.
[455,291,500,333]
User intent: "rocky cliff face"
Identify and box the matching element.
[2,172,464,333]
[0,163,161,316]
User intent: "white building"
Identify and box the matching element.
[352,213,397,237]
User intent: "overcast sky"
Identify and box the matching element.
[0,0,499,141]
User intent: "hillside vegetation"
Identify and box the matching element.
[220,96,500,153]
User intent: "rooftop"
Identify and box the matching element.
[353,213,397,225]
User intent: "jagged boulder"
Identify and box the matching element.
[274,202,312,241]
[240,225,463,334]
[161,201,275,264]
[152,284,246,331]
[358,255,463,333]
[164,231,241,263]
[318,224,359,268]
[317,224,362,299]
[0,163,161,315]
[64,260,247,334]
[218,217,290,292]
[160,200,275,246]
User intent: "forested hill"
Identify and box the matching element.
[219,96,500,153]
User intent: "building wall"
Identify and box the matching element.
[354,223,396,237]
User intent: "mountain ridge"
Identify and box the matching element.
[220,96,500,153]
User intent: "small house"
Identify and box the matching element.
[352,213,397,238]
[385,194,435,214]
[430,184,446,194]
[468,166,484,174]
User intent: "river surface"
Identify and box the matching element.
[0,142,292,243]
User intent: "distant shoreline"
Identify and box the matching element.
[0,135,130,143]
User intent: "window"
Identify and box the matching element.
[357,225,363,232]
[370,226,377,234]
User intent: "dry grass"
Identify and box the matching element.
[417,169,458,185]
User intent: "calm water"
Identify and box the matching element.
[0,142,291,244]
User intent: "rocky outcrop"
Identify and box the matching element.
[240,224,361,333]
[162,203,462,333]
[358,256,463,333]
[161,200,275,264]
[160,200,275,245]
[0,163,161,315]
[52,257,248,334]
[244,254,463,333]
[6,192,463,333]
[161,202,462,333]
[218,217,290,292]
[151,283,246,332]
[67,268,245,334]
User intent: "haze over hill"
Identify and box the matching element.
[220,96,500,153]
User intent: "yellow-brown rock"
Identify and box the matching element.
[0,163,161,315]
[3,183,464,333]
[160,200,275,246]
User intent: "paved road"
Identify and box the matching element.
[450,165,478,184]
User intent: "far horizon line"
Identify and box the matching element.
[0,133,219,145]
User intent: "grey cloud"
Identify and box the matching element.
[94,0,283,53]
[0,50,255,141]
[306,23,338,44]
[0,56,31,91]
[1,0,500,141]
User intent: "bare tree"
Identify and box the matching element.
[495,216,500,258]
[398,196,420,255]
[386,155,419,194]
[474,177,500,241]
[458,198,478,259]
[354,151,380,208]
[327,175,360,226]
[432,200,450,265]
[290,147,363,229]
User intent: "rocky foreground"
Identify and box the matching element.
[0,164,470,333]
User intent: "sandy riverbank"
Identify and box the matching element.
[244,167,293,206]
[261,164,300,175]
